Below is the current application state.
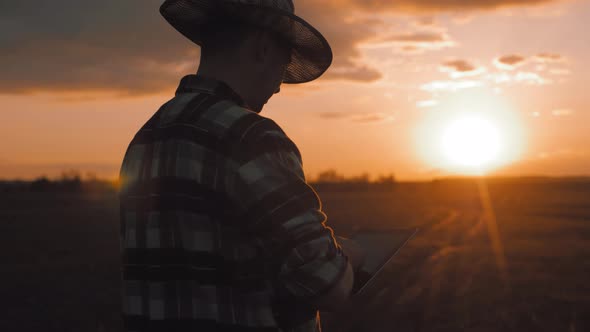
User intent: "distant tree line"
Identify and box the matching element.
[311,169,396,192]
[0,168,397,194]
[0,170,118,194]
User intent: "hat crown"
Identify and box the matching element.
[227,0,294,13]
[160,0,331,83]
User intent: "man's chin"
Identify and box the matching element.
[251,104,264,113]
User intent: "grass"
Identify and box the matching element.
[1,178,589,331]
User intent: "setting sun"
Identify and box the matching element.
[440,116,502,170]
[414,92,526,175]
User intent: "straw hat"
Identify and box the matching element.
[160,0,333,84]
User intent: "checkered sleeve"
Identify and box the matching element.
[227,120,349,301]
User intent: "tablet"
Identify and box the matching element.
[350,228,418,295]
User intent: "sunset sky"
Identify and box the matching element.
[1,0,589,180]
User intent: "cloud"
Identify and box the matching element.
[318,112,350,119]
[416,55,556,95]
[414,16,437,27]
[494,54,527,70]
[332,0,562,12]
[486,71,551,85]
[388,32,447,43]
[388,31,453,45]
[323,65,383,82]
[513,71,551,84]
[441,60,476,72]
[486,53,569,85]
[351,113,395,123]
[373,31,456,53]
[452,14,476,25]
[421,80,483,92]
[1,0,389,95]
[0,0,565,95]
[549,68,571,76]
[491,53,566,73]
[551,108,574,116]
[296,3,385,82]
[0,0,197,96]
[440,59,486,78]
[534,53,565,63]
[318,111,394,123]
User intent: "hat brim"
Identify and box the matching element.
[160,0,333,84]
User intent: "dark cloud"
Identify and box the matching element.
[440,59,486,78]
[295,2,383,82]
[441,60,477,73]
[1,0,197,95]
[495,54,527,69]
[387,32,447,43]
[0,0,386,95]
[318,111,394,123]
[337,0,560,12]
[494,53,566,71]
[323,65,382,82]
[498,54,527,65]
[399,45,421,53]
[414,16,437,27]
[0,0,563,95]
[318,112,350,119]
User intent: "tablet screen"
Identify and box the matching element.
[350,228,418,295]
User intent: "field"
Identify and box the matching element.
[1,178,589,331]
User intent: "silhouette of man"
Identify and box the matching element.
[118,1,365,331]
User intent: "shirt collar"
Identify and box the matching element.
[175,74,248,109]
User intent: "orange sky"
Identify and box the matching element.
[1,0,589,180]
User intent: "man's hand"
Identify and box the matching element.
[314,236,366,312]
[336,236,366,270]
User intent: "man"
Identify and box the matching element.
[118,0,365,331]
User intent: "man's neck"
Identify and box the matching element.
[196,66,256,111]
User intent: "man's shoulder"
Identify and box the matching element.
[157,92,299,158]
[167,93,282,132]
[157,92,250,131]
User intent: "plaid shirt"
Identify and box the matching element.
[118,75,348,332]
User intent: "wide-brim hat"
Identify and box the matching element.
[160,0,333,84]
